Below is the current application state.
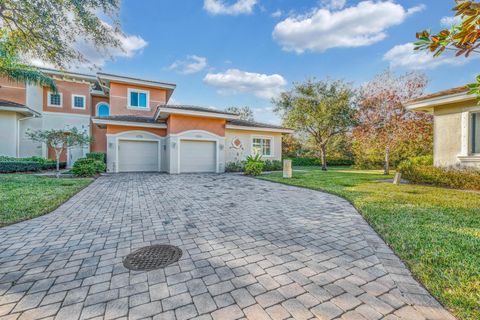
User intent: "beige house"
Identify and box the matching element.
[405,86,480,169]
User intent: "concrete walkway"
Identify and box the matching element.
[0,173,454,319]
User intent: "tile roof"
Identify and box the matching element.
[406,86,469,104]
[159,104,238,116]
[0,99,26,108]
[227,119,290,130]
[94,115,163,124]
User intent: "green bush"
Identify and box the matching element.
[0,156,66,171]
[263,160,282,171]
[72,158,106,177]
[225,161,245,172]
[287,157,354,167]
[398,156,480,191]
[0,161,41,173]
[86,152,106,163]
[244,154,264,176]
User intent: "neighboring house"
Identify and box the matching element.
[0,69,292,173]
[406,86,480,169]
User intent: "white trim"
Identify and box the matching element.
[460,111,470,156]
[167,129,223,139]
[47,92,63,108]
[97,73,176,90]
[178,137,219,173]
[93,118,167,129]
[116,137,162,173]
[156,107,239,120]
[127,88,150,110]
[71,94,86,110]
[406,92,474,111]
[40,68,97,82]
[226,124,293,133]
[42,111,91,118]
[251,135,274,158]
[0,106,41,117]
[107,130,166,139]
[95,102,110,116]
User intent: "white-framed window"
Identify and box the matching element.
[128,88,149,109]
[252,137,272,157]
[47,92,63,107]
[96,102,110,117]
[472,112,480,154]
[71,94,86,109]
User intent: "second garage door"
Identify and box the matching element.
[180,140,216,173]
[118,140,159,172]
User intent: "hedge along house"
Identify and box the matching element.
[0,69,293,173]
[405,86,480,169]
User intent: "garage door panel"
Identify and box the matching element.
[119,140,159,172]
[180,140,216,173]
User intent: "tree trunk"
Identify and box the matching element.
[384,146,390,175]
[55,150,61,178]
[320,144,327,171]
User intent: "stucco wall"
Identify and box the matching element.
[432,101,480,168]
[43,80,91,115]
[109,82,167,117]
[225,129,282,163]
[0,78,26,105]
[167,115,226,136]
[0,111,18,157]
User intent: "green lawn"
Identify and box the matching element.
[259,167,480,320]
[0,174,93,227]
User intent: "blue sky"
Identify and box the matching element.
[91,0,477,124]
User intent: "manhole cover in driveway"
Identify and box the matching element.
[123,245,182,271]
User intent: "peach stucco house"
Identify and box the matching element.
[406,86,480,169]
[0,69,292,173]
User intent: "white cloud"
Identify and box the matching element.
[28,22,147,69]
[203,0,257,15]
[383,42,472,70]
[203,69,287,100]
[441,15,462,27]
[321,0,346,10]
[271,9,283,18]
[168,55,208,74]
[272,1,423,53]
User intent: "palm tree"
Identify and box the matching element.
[0,40,56,92]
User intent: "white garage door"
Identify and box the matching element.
[180,140,216,173]
[118,140,159,172]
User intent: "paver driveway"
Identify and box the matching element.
[0,173,454,320]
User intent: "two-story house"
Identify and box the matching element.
[0,69,292,173]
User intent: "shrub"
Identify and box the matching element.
[86,152,106,163]
[0,161,41,173]
[244,154,264,176]
[225,161,245,172]
[0,156,66,172]
[72,158,106,177]
[263,160,282,171]
[287,157,354,167]
[398,156,480,191]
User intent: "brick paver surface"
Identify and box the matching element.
[0,173,455,319]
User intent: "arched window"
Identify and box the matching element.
[96,102,110,117]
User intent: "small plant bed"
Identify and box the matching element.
[0,174,92,226]
[258,167,480,320]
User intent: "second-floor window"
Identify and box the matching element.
[48,92,63,107]
[72,95,86,109]
[128,89,149,109]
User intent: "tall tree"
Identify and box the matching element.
[354,70,431,175]
[415,0,480,95]
[274,79,356,170]
[0,0,123,86]
[225,106,255,122]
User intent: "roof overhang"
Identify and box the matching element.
[97,73,176,101]
[155,107,240,120]
[92,118,167,129]
[225,124,294,134]
[405,92,476,113]
[39,68,97,83]
[0,105,41,117]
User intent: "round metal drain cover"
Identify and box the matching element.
[123,245,182,271]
